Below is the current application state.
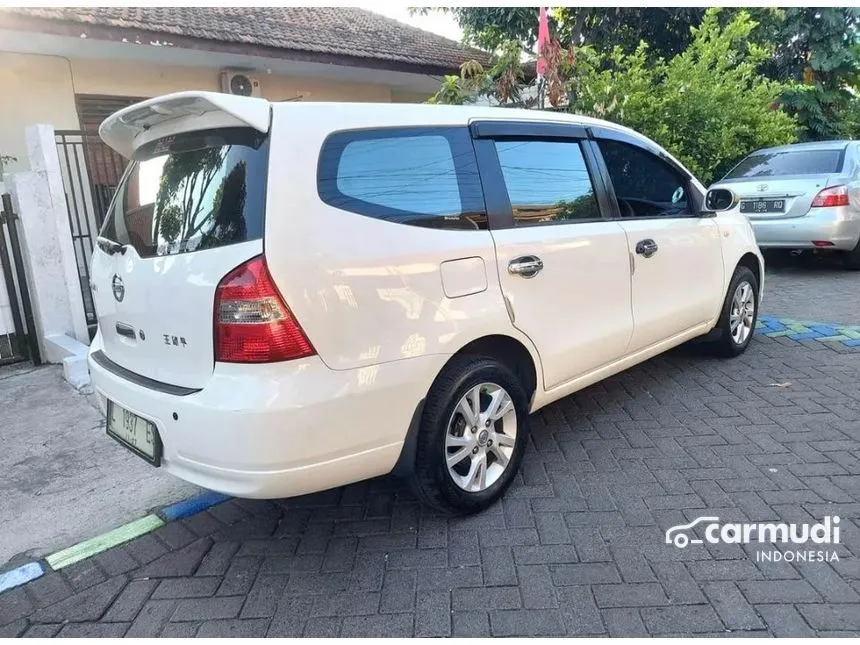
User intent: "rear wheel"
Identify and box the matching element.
[841,239,860,270]
[705,266,759,358]
[409,356,530,515]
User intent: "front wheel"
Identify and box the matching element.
[408,356,530,515]
[705,266,759,358]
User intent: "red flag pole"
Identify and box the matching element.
[536,7,550,110]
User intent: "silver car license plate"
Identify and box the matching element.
[740,198,785,214]
[106,400,162,466]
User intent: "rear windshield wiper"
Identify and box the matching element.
[97,237,127,256]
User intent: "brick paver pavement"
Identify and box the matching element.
[2,334,860,636]
[763,251,860,325]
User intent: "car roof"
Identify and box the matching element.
[749,140,853,155]
[100,91,695,183]
[270,100,696,181]
[273,100,630,135]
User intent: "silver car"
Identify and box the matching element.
[712,140,860,269]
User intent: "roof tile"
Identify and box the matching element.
[0,7,489,71]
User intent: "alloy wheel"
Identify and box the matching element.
[445,382,518,493]
[729,280,755,345]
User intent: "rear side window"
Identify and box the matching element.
[494,139,601,225]
[725,149,844,179]
[100,127,269,258]
[318,127,487,230]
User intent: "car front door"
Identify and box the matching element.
[472,121,634,391]
[591,130,724,353]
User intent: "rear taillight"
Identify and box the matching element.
[811,185,850,208]
[214,256,315,363]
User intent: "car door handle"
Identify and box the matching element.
[635,239,658,258]
[508,256,544,278]
[115,322,135,338]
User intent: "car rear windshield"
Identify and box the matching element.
[724,149,843,179]
[99,127,269,258]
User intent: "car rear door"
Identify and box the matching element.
[590,128,724,352]
[91,95,271,389]
[472,121,633,390]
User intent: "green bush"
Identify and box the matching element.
[570,9,799,184]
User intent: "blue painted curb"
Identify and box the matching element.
[758,314,860,347]
[0,562,44,593]
[159,491,232,521]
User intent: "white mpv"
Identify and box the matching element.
[89,92,763,514]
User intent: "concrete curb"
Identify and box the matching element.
[0,490,232,594]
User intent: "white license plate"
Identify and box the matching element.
[106,401,162,465]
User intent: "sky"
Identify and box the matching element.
[370,7,465,43]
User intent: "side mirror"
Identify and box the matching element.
[704,187,737,213]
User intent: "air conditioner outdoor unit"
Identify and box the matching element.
[219,71,262,97]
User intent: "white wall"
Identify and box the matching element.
[7,125,90,356]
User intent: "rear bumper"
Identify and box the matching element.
[87,332,437,499]
[749,206,860,251]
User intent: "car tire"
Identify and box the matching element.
[841,240,860,271]
[705,266,759,358]
[408,355,530,515]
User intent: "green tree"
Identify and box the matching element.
[571,10,798,183]
[414,7,706,59]
[427,9,798,185]
[427,44,531,107]
[420,6,860,140]
[764,8,860,139]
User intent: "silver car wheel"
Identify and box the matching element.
[729,281,755,345]
[445,382,517,493]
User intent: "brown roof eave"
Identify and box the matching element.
[0,14,463,78]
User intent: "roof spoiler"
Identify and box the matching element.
[99,91,271,158]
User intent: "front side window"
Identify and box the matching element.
[318,127,486,230]
[597,139,692,218]
[100,128,269,258]
[494,139,601,226]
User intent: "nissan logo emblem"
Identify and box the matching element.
[112,275,125,302]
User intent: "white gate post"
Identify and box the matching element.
[7,124,90,375]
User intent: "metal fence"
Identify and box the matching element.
[54,130,127,331]
[0,194,40,366]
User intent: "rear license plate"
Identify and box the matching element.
[106,400,162,466]
[740,198,785,214]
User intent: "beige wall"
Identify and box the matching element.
[0,52,427,173]
[0,54,80,174]
[69,58,396,103]
[392,89,432,104]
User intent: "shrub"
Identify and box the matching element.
[570,9,799,184]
